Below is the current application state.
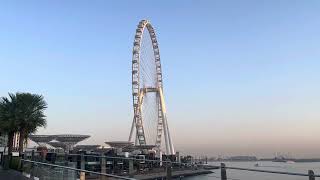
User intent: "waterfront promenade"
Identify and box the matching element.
[134,169,213,180]
[0,166,29,180]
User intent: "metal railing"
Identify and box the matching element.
[65,153,187,179]
[219,163,319,180]
[20,152,320,180]
[21,152,194,180]
[21,159,136,180]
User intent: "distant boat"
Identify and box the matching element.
[254,163,259,167]
[272,155,286,162]
[273,159,286,162]
[286,160,295,164]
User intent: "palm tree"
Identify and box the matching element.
[0,93,19,154]
[15,93,47,153]
[0,92,47,154]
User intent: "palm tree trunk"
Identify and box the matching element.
[18,130,25,154]
[3,132,14,170]
[7,131,14,155]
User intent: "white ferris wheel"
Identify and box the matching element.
[128,20,175,155]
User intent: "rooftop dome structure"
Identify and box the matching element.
[105,141,134,148]
[29,134,90,152]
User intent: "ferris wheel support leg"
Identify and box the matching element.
[159,88,175,155]
[165,117,175,154]
[162,111,170,154]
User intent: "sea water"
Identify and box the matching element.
[184,161,320,180]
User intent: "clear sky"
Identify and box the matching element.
[1,0,320,158]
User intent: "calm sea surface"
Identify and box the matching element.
[184,161,320,180]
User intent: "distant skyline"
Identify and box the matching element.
[1,1,320,158]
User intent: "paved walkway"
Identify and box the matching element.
[134,169,213,180]
[0,166,29,180]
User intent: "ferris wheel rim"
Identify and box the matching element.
[129,19,175,155]
[131,20,164,146]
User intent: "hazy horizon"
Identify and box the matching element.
[1,1,320,158]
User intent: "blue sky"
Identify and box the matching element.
[1,1,320,157]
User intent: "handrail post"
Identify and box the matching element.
[221,163,227,180]
[80,153,85,180]
[129,159,134,178]
[166,161,172,180]
[101,155,106,180]
[308,170,315,180]
[64,152,68,163]
[63,152,68,179]
[20,152,24,171]
[30,150,35,178]
[31,150,35,161]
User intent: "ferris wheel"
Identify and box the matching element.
[128,20,175,155]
